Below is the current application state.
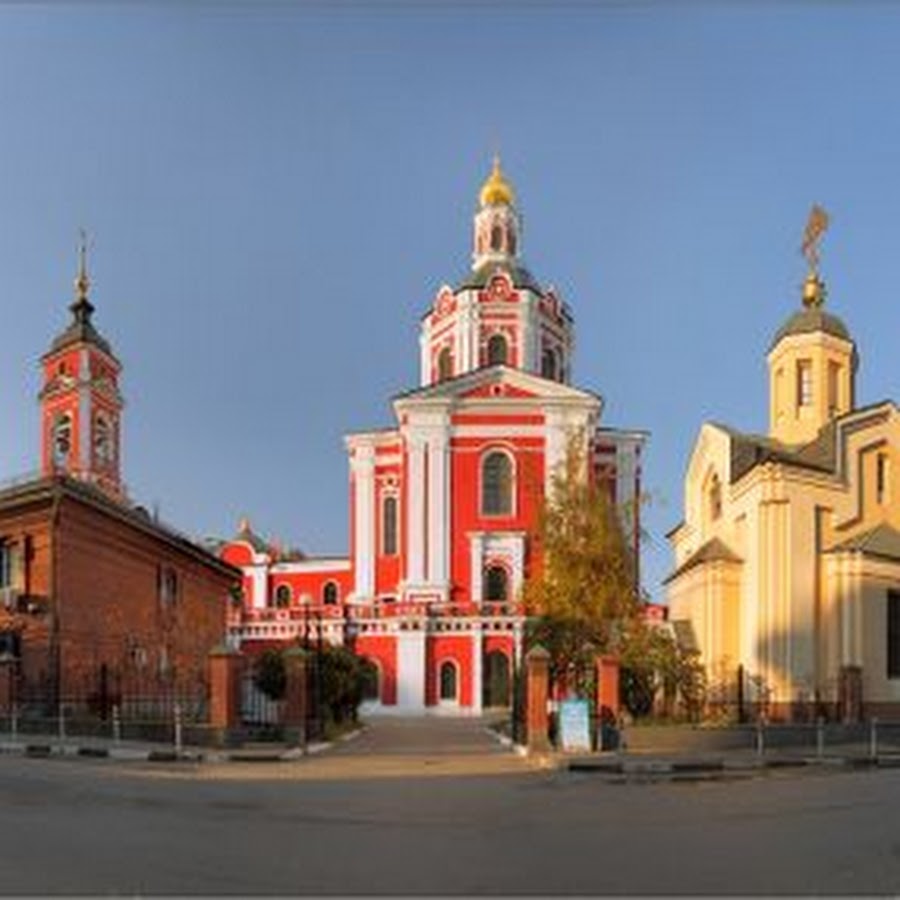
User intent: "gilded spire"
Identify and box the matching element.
[801,205,829,308]
[479,154,515,207]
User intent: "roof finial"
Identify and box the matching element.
[479,154,515,207]
[801,205,829,308]
[74,227,91,304]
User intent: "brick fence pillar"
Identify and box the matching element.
[208,646,243,741]
[839,664,863,724]
[525,645,551,753]
[283,647,311,747]
[0,654,15,714]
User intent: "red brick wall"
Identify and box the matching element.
[0,480,238,704]
[55,493,235,699]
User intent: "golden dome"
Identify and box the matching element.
[479,155,515,207]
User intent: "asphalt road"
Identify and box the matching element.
[1,717,899,895]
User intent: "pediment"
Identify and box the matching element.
[393,365,602,410]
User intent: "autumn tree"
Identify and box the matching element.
[523,433,642,692]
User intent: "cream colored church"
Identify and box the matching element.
[667,220,899,720]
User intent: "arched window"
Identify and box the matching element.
[382,495,398,556]
[323,581,339,605]
[94,414,113,465]
[508,228,517,256]
[484,564,508,602]
[490,224,503,251]
[486,334,508,366]
[274,584,292,608]
[437,347,453,382]
[53,413,72,465]
[541,347,557,381]
[439,661,458,702]
[482,451,513,516]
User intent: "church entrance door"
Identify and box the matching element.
[482,650,511,708]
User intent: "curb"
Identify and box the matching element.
[565,753,899,777]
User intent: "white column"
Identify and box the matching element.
[471,628,483,715]
[251,563,267,610]
[397,629,426,711]
[407,438,426,584]
[420,326,431,386]
[511,535,525,600]
[616,441,636,512]
[470,533,484,604]
[352,444,376,599]
[427,428,450,585]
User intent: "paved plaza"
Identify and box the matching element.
[1,716,899,895]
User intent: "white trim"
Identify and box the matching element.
[452,425,546,439]
[269,558,351,575]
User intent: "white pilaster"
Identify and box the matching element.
[397,628,426,711]
[471,629,483,714]
[420,327,430,386]
[427,427,450,584]
[407,438,426,584]
[352,443,376,599]
[250,563,268,611]
[470,533,484,603]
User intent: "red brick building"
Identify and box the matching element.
[0,242,239,710]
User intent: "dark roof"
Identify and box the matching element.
[664,537,742,584]
[770,307,853,351]
[0,474,239,580]
[47,298,115,357]
[828,524,900,561]
[711,421,838,484]
[455,260,543,293]
[718,401,895,485]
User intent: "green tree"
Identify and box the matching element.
[523,433,642,693]
[253,648,286,701]
[617,616,707,720]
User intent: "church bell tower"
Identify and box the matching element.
[39,234,125,499]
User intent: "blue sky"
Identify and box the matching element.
[0,2,897,601]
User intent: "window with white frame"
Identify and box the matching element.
[382,495,398,556]
[487,334,508,366]
[482,451,513,516]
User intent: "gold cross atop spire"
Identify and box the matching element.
[801,205,829,308]
[74,227,91,303]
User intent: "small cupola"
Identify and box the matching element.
[767,206,856,445]
[472,155,521,269]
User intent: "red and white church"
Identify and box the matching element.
[221,160,647,714]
